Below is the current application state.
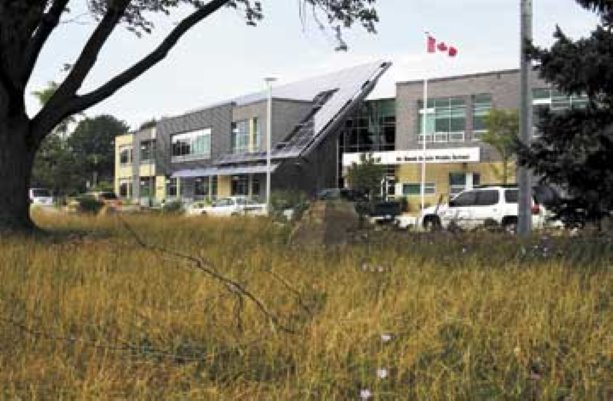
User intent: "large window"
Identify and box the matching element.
[472,94,492,140]
[339,99,396,153]
[139,177,154,198]
[194,177,210,199]
[231,120,250,154]
[119,146,132,165]
[418,97,466,143]
[167,178,178,197]
[402,183,436,196]
[139,139,156,162]
[171,128,211,162]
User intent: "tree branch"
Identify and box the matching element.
[32,0,230,142]
[21,0,71,86]
[71,0,230,115]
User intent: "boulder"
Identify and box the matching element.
[289,200,360,247]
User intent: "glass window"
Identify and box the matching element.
[119,181,131,198]
[211,176,218,198]
[252,117,261,152]
[449,172,467,196]
[472,94,492,140]
[171,129,211,162]
[418,97,466,143]
[139,139,156,162]
[505,189,519,203]
[194,177,210,198]
[339,100,396,154]
[451,191,477,207]
[231,175,249,196]
[402,183,436,196]
[119,146,132,165]
[167,178,178,197]
[475,190,499,206]
[532,88,588,135]
[231,120,250,154]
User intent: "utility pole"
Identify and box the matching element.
[518,0,533,236]
[264,77,277,215]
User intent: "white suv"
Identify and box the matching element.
[420,185,560,232]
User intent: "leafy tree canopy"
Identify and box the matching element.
[519,0,613,225]
[482,109,519,185]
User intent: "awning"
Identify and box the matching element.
[171,163,279,178]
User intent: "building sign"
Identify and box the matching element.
[342,147,481,167]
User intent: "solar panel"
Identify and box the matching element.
[214,60,391,166]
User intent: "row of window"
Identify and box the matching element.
[416,89,587,144]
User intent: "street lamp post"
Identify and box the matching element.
[518,0,533,236]
[264,77,277,215]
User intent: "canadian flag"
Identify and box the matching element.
[427,35,458,57]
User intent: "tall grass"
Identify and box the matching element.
[0,213,610,400]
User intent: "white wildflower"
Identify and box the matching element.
[380,333,393,343]
[359,389,373,400]
[377,368,388,379]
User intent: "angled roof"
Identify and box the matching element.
[215,60,392,165]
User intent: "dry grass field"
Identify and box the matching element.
[0,212,611,400]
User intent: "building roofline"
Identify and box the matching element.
[397,68,520,86]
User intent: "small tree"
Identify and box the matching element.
[482,109,519,185]
[345,153,386,201]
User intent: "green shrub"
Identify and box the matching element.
[162,200,184,214]
[270,190,310,222]
[75,196,104,214]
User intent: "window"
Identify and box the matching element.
[252,118,261,152]
[402,183,436,196]
[139,140,156,162]
[171,128,211,162]
[119,146,132,165]
[505,189,519,203]
[475,190,499,206]
[167,178,178,197]
[231,120,250,154]
[119,180,132,198]
[339,100,396,153]
[211,176,218,198]
[532,88,588,135]
[472,94,492,140]
[449,172,467,196]
[231,175,249,196]
[252,176,261,199]
[194,177,210,198]
[450,191,477,207]
[418,97,466,143]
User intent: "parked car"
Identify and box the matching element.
[85,191,122,208]
[29,188,54,206]
[192,196,266,217]
[316,188,368,202]
[367,200,402,224]
[419,185,561,232]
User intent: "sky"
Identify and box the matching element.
[26,0,599,130]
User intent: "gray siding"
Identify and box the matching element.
[155,104,234,175]
[395,69,547,162]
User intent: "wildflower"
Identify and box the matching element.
[377,368,388,379]
[359,389,373,400]
[380,333,393,343]
[361,262,369,272]
[376,265,385,273]
[513,346,521,357]
[461,247,467,254]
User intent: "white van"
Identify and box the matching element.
[29,188,54,206]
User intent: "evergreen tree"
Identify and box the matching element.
[518,0,613,225]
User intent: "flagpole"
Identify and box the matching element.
[420,77,428,212]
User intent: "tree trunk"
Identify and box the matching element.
[0,119,37,232]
